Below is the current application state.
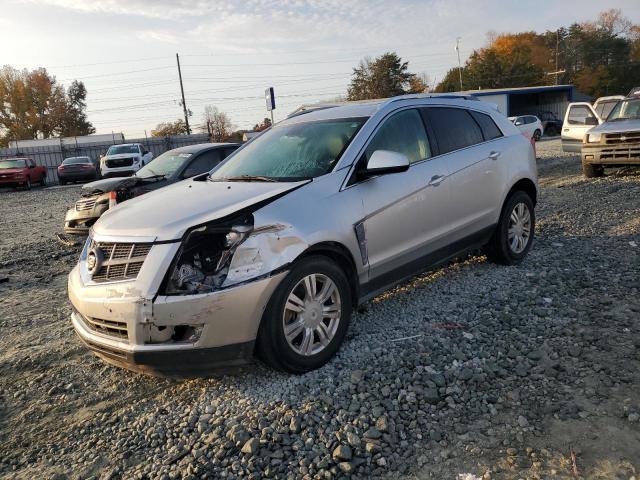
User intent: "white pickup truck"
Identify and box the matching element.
[561,95,624,153]
[100,143,153,178]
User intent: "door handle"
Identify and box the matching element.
[488,151,501,161]
[428,174,446,186]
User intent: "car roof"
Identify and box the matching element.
[285,93,489,124]
[166,142,240,154]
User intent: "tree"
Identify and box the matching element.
[202,105,233,142]
[253,117,272,132]
[0,66,94,146]
[347,52,419,101]
[151,119,188,137]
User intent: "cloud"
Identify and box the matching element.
[137,30,179,44]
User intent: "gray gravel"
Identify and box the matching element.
[1,140,639,479]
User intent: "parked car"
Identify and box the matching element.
[580,87,640,177]
[64,143,239,234]
[536,111,562,136]
[58,156,99,185]
[508,115,543,141]
[100,143,153,178]
[561,94,626,153]
[0,157,47,189]
[68,94,538,376]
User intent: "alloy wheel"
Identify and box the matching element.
[507,202,532,254]
[282,273,341,356]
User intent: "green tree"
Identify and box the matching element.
[253,117,272,132]
[347,52,419,100]
[151,119,188,137]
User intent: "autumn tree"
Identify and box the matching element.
[0,66,94,146]
[347,52,420,100]
[151,119,188,137]
[202,105,233,142]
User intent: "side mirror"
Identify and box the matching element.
[585,116,598,126]
[363,150,410,176]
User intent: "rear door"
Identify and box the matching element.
[421,107,506,241]
[562,103,601,152]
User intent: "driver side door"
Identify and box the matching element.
[348,108,452,291]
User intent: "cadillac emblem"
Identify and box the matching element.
[86,247,104,275]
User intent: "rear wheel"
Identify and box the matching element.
[40,174,46,187]
[583,163,604,178]
[484,190,535,265]
[533,129,542,141]
[256,256,352,373]
[24,177,31,190]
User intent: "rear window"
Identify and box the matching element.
[421,107,484,155]
[63,157,92,165]
[469,111,503,141]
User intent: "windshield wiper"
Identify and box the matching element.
[217,175,278,182]
[138,174,166,181]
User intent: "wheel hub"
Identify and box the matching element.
[301,301,323,329]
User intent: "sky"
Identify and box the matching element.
[1,0,639,138]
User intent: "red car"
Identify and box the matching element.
[0,157,47,189]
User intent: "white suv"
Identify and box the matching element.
[100,143,153,178]
[69,94,538,375]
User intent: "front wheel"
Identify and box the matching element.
[484,191,535,265]
[583,163,604,178]
[24,178,31,190]
[256,256,352,373]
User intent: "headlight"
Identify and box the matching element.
[586,132,601,143]
[163,216,254,295]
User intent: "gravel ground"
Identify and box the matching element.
[1,139,639,480]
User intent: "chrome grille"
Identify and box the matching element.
[105,158,134,168]
[90,240,152,282]
[599,145,640,161]
[76,197,98,211]
[604,131,640,145]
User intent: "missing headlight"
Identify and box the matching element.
[164,216,253,295]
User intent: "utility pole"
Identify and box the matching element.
[455,37,463,91]
[555,30,559,85]
[176,53,191,135]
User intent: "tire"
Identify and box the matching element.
[256,255,353,373]
[24,177,31,190]
[484,190,535,265]
[40,174,46,187]
[533,129,542,141]
[583,163,604,178]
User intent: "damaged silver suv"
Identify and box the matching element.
[68,94,538,375]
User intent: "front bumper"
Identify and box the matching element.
[64,201,110,234]
[582,143,640,166]
[0,177,26,186]
[68,261,286,376]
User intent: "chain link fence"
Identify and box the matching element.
[0,134,211,184]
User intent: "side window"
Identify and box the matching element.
[469,110,503,141]
[567,106,596,125]
[223,147,238,159]
[421,107,484,155]
[182,150,222,178]
[365,109,431,164]
[28,159,35,168]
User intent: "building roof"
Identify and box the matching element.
[462,84,574,96]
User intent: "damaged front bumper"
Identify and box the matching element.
[68,247,286,376]
[64,194,110,234]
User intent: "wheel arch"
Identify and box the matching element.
[506,177,537,206]
[297,241,360,307]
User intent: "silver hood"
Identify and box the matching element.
[591,119,640,134]
[92,178,307,241]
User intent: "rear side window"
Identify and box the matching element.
[366,109,431,164]
[469,111,503,141]
[421,107,483,155]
